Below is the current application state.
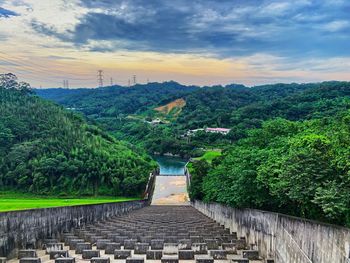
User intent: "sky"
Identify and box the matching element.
[0,0,350,88]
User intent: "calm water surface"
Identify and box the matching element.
[152,155,188,175]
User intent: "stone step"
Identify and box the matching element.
[54,258,75,263]
[90,257,110,263]
[8,206,266,263]
[19,258,41,263]
[114,250,131,259]
[48,250,69,260]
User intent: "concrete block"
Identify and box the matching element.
[49,250,69,259]
[124,239,137,249]
[88,236,104,244]
[234,239,246,250]
[69,239,84,250]
[44,239,58,244]
[195,256,214,263]
[209,250,227,259]
[163,243,178,255]
[192,243,207,254]
[45,243,64,253]
[146,250,163,260]
[126,257,144,263]
[134,243,149,254]
[242,250,259,260]
[64,236,77,245]
[19,258,41,263]
[18,250,37,259]
[231,259,249,263]
[0,257,6,263]
[178,239,191,250]
[204,239,219,250]
[161,256,179,263]
[151,239,164,249]
[178,250,194,260]
[222,243,237,254]
[104,242,121,254]
[90,257,110,263]
[190,236,203,243]
[165,236,178,243]
[114,250,131,259]
[82,250,100,259]
[113,236,128,245]
[75,242,92,254]
[96,239,111,249]
[54,258,75,263]
[140,236,152,243]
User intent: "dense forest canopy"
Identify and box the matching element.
[0,74,156,197]
[189,114,350,227]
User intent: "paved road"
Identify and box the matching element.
[151,175,190,205]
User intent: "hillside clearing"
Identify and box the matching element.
[193,150,222,163]
[154,98,186,116]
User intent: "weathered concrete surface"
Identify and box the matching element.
[0,200,147,259]
[151,176,190,205]
[193,200,350,263]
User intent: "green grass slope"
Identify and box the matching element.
[0,191,139,212]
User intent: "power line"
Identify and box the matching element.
[97,70,104,87]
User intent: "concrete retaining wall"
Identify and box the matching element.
[193,200,350,263]
[0,200,147,258]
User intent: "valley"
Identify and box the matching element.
[35,80,350,227]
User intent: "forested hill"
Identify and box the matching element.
[0,76,156,197]
[36,81,199,117]
[36,81,350,157]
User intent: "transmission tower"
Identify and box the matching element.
[63,80,69,88]
[132,75,136,85]
[128,79,131,87]
[97,70,104,87]
[110,77,113,86]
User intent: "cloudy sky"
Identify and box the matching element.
[0,0,350,88]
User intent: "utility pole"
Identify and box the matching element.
[97,70,104,87]
[132,75,136,85]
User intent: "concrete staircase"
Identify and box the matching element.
[9,206,267,263]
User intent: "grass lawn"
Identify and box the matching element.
[0,191,140,212]
[194,150,222,163]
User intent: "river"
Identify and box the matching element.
[152,155,188,175]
